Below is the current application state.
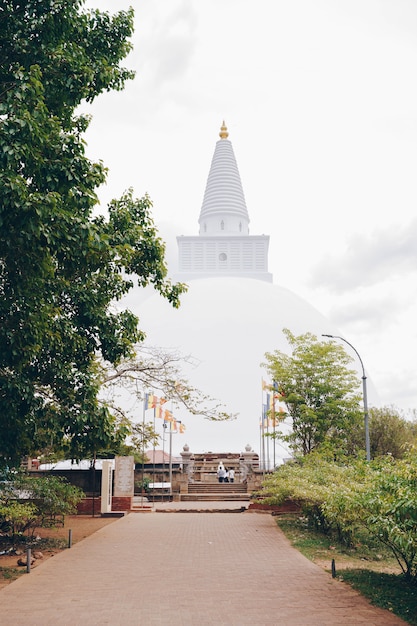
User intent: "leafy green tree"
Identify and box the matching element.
[259,450,368,541]
[0,1,186,468]
[356,453,417,581]
[117,422,160,465]
[327,453,417,581]
[349,406,415,459]
[263,329,362,456]
[260,448,417,581]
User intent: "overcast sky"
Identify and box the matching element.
[82,0,417,415]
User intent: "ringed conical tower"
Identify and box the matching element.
[177,122,272,282]
[124,120,349,459]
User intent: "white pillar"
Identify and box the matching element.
[101,460,113,514]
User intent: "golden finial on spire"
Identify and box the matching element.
[219,121,229,139]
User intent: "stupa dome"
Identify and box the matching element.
[125,276,339,462]
[121,122,377,464]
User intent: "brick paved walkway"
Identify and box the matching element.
[0,509,407,625]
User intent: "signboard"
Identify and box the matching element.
[114,456,135,497]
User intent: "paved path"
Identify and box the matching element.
[0,507,407,626]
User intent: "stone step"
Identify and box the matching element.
[180,493,251,501]
[131,497,155,512]
[188,484,247,493]
[130,506,154,513]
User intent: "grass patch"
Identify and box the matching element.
[340,570,417,626]
[0,567,24,583]
[29,537,68,551]
[1,535,67,552]
[276,514,396,566]
[276,514,417,625]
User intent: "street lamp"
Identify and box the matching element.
[322,334,371,461]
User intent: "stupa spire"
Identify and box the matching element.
[219,120,229,139]
[176,121,272,282]
[198,121,249,235]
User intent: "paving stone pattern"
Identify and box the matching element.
[0,508,407,625]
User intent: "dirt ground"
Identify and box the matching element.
[314,556,400,576]
[0,515,118,589]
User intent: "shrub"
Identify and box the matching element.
[0,473,84,541]
[357,454,417,581]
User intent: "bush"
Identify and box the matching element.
[0,501,38,537]
[357,454,417,581]
[0,473,84,541]
[259,449,417,582]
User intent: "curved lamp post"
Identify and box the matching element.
[322,334,371,461]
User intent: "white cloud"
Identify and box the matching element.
[138,2,198,89]
[81,0,417,415]
[310,218,417,292]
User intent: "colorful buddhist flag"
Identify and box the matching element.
[261,404,268,426]
[144,393,159,410]
[143,393,151,410]
[179,423,186,434]
[266,393,271,410]
[163,409,173,422]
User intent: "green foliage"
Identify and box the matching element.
[276,513,393,566]
[0,501,38,537]
[26,475,84,518]
[356,453,417,581]
[277,514,417,625]
[260,451,366,540]
[350,405,416,459]
[0,0,135,123]
[135,476,151,494]
[0,566,23,583]
[263,329,362,455]
[261,450,417,582]
[339,571,417,625]
[0,2,187,467]
[0,473,83,540]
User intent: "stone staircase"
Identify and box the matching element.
[181,482,249,502]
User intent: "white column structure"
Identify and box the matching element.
[177,122,272,283]
[100,460,113,514]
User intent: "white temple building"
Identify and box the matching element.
[123,122,356,465]
[177,122,272,283]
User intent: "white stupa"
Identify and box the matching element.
[123,122,346,464]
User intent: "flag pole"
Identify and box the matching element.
[152,406,156,504]
[272,396,276,469]
[266,393,270,471]
[162,420,166,501]
[169,421,173,499]
[261,407,266,475]
[261,380,264,473]
[141,392,147,507]
[259,419,262,473]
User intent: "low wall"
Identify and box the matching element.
[30,468,182,495]
[77,496,132,515]
[248,500,302,514]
